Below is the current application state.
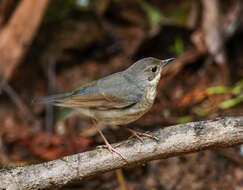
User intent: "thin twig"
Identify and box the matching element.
[2,80,36,123]
[0,117,242,189]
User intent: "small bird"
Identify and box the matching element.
[36,57,175,161]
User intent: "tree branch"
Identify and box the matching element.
[0,0,49,84]
[0,117,243,189]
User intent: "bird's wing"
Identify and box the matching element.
[37,73,143,109]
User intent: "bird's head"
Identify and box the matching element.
[126,57,175,88]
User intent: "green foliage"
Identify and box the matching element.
[206,86,230,95]
[232,79,243,95]
[219,95,243,109]
[169,8,188,26]
[139,0,190,27]
[177,116,192,124]
[207,78,243,110]
[185,79,243,121]
[194,107,212,117]
[139,0,165,26]
[170,37,184,56]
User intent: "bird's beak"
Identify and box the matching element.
[161,58,176,67]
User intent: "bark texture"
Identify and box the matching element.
[0,117,242,189]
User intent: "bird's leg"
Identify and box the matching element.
[128,128,159,142]
[128,129,144,143]
[92,120,127,162]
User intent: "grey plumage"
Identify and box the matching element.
[36,71,143,109]
[35,57,175,125]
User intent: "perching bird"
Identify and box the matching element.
[35,57,175,161]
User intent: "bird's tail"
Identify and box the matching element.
[32,92,72,105]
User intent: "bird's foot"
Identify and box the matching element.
[97,142,123,149]
[92,119,128,163]
[97,143,128,163]
[128,129,159,142]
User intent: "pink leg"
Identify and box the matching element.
[92,120,128,162]
[128,129,159,142]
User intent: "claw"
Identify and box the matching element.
[98,143,128,163]
[92,119,128,163]
[128,129,144,143]
[128,129,159,142]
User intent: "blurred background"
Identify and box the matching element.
[0,0,243,189]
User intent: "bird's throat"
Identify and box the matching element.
[145,85,157,102]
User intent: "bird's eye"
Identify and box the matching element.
[151,66,157,72]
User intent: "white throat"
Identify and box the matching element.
[146,72,161,101]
